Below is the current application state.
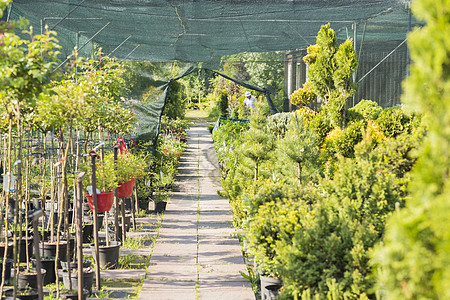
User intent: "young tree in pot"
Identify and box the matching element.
[0,10,60,297]
[277,116,319,185]
[241,103,274,182]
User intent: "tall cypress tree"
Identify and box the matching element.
[373,0,450,298]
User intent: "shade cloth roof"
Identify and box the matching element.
[8,0,420,65]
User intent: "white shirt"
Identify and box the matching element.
[244,96,257,111]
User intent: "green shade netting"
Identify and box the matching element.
[5,0,422,142]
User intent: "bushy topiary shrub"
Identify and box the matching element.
[242,178,301,220]
[322,120,366,160]
[334,120,366,158]
[290,82,316,107]
[376,106,413,138]
[347,99,383,122]
[247,197,307,278]
[309,111,333,145]
[294,107,316,125]
[277,137,406,299]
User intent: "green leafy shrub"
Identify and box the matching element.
[116,152,149,182]
[277,116,320,184]
[242,178,301,221]
[294,107,316,125]
[163,80,186,120]
[218,89,229,117]
[241,103,275,181]
[347,99,383,122]
[309,111,333,145]
[247,197,306,278]
[266,112,293,138]
[81,153,118,193]
[303,24,358,127]
[277,137,407,299]
[372,0,450,297]
[212,119,249,175]
[376,106,413,138]
[290,82,316,107]
[321,120,366,163]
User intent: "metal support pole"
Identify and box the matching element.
[49,0,86,30]
[54,22,111,71]
[108,35,132,57]
[120,44,141,62]
[406,0,412,76]
[76,172,86,300]
[90,152,101,291]
[6,3,12,22]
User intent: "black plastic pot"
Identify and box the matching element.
[62,269,95,294]
[61,260,92,271]
[82,224,94,243]
[154,201,167,213]
[17,237,33,263]
[39,239,74,262]
[17,268,46,289]
[0,242,13,259]
[0,258,13,284]
[39,240,68,261]
[32,258,56,285]
[90,241,121,269]
[3,288,39,300]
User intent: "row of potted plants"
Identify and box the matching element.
[212,24,425,299]
[0,7,170,299]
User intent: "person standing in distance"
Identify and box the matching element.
[243,91,257,114]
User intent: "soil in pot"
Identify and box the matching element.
[3,288,39,300]
[17,268,46,289]
[90,241,121,269]
[62,268,94,294]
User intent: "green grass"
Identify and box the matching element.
[97,278,143,299]
[185,109,210,121]
[119,254,150,269]
[122,235,154,249]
